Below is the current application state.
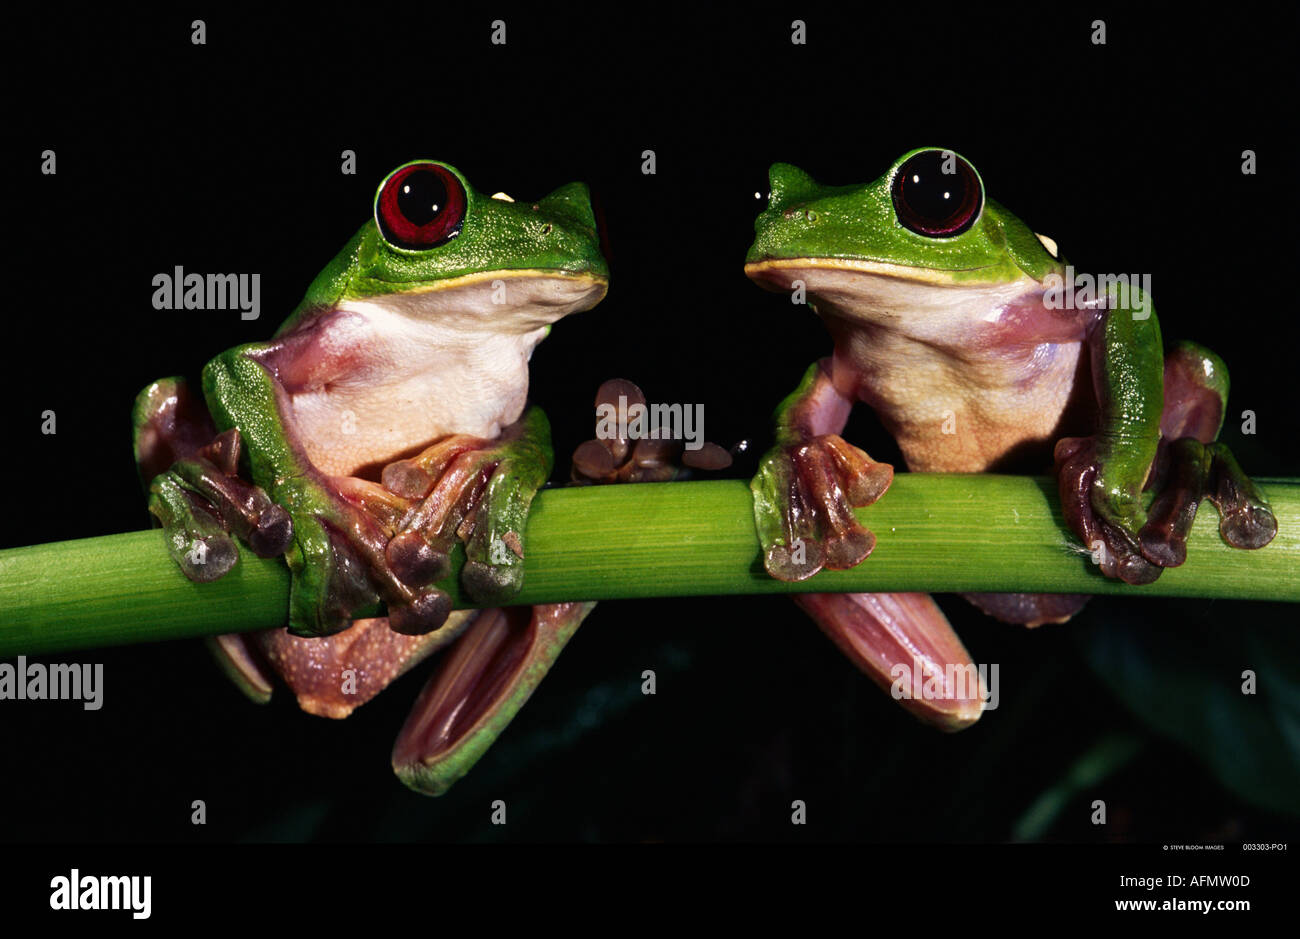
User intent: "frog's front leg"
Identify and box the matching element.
[751,359,893,581]
[202,342,452,637]
[1054,295,1276,583]
[751,361,984,729]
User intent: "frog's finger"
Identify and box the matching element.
[820,435,893,506]
[1138,438,1211,567]
[461,410,552,605]
[796,438,876,570]
[751,445,824,581]
[1207,443,1278,549]
[283,511,381,636]
[392,602,595,797]
[461,457,540,605]
[169,456,293,558]
[385,449,490,587]
[1055,436,1161,585]
[381,434,492,500]
[147,471,240,582]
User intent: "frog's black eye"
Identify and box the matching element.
[376,162,467,250]
[891,150,983,237]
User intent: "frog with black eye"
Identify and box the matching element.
[744,148,1277,729]
[134,160,609,794]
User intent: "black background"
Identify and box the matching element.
[4,2,1298,864]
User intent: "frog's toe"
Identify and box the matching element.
[1208,443,1278,550]
[751,435,891,582]
[148,471,240,582]
[1137,438,1209,568]
[764,537,826,582]
[388,589,454,636]
[462,557,525,605]
[822,528,876,570]
[1056,436,1162,585]
[168,452,296,560]
[286,520,382,637]
[175,527,240,583]
[1219,502,1278,549]
[819,435,894,506]
[385,530,451,587]
[247,503,294,558]
[1134,437,1276,563]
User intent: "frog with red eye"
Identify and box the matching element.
[745,148,1278,729]
[133,160,608,794]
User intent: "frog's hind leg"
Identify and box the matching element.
[133,377,293,582]
[1138,341,1276,565]
[392,601,595,796]
[791,591,986,731]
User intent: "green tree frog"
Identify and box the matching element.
[133,160,608,794]
[746,147,1277,729]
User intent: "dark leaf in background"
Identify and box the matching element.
[1075,600,1300,818]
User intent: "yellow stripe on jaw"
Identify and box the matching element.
[373,267,608,296]
[744,257,994,286]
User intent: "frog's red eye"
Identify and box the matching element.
[891,150,983,237]
[375,162,467,250]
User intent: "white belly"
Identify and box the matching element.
[287,304,545,477]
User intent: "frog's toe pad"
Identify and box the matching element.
[176,531,240,583]
[462,559,525,605]
[388,590,453,636]
[764,539,826,582]
[248,504,293,558]
[1138,527,1188,569]
[822,529,875,570]
[1113,545,1162,585]
[387,531,450,587]
[1209,447,1278,550]
[1220,504,1278,549]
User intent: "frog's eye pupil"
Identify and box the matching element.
[376,163,467,250]
[891,151,983,238]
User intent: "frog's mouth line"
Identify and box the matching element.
[345,270,608,331]
[745,257,996,288]
[378,267,609,296]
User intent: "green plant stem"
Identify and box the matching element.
[1,475,1296,657]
